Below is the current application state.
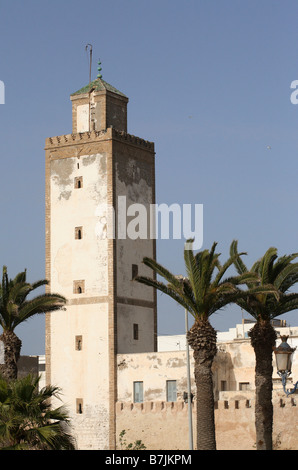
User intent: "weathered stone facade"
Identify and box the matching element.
[45,78,156,450]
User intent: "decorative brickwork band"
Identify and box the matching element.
[45,128,154,151]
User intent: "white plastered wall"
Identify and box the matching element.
[49,152,111,449]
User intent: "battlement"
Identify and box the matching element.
[116,399,298,450]
[45,128,154,151]
[116,400,194,414]
[116,396,297,414]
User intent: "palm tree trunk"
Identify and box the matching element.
[187,320,217,450]
[0,330,22,380]
[249,321,277,450]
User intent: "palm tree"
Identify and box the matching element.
[0,266,66,380]
[0,374,76,450]
[136,239,271,450]
[230,241,298,450]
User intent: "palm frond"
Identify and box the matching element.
[183,239,202,303]
[0,374,75,450]
[142,258,182,289]
[229,240,248,274]
[218,271,260,287]
[270,293,298,317]
[271,253,298,279]
[12,270,27,284]
[279,272,298,293]
[244,284,280,300]
[135,276,197,317]
[258,247,278,285]
[274,262,298,292]
[250,259,261,274]
[14,294,66,327]
[29,279,49,291]
[213,250,248,287]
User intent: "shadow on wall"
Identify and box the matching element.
[212,349,236,400]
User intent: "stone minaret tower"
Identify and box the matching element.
[45,70,156,449]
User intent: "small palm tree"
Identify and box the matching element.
[0,374,76,450]
[230,241,298,450]
[136,239,271,450]
[0,266,66,380]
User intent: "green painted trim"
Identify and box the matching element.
[71,78,127,98]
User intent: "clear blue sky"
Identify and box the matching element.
[1,0,298,354]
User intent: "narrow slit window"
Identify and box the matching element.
[74,176,83,189]
[73,280,85,294]
[132,264,138,280]
[75,335,82,351]
[133,323,139,340]
[76,398,83,414]
[75,227,83,240]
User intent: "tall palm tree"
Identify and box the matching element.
[0,266,66,380]
[136,239,272,450]
[230,241,298,450]
[0,374,76,450]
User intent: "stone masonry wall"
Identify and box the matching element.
[116,397,298,450]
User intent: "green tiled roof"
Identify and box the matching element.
[71,78,127,98]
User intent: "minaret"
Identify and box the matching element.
[45,65,156,450]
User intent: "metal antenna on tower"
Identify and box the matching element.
[85,44,93,131]
[85,43,93,90]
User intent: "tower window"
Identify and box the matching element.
[221,380,227,391]
[75,335,83,350]
[75,227,83,239]
[133,381,143,403]
[166,380,177,402]
[239,382,250,391]
[76,398,83,414]
[133,323,139,340]
[132,264,138,280]
[73,280,85,294]
[74,176,83,189]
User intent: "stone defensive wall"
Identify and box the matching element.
[116,397,298,450]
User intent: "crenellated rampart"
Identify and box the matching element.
[45,128,154,151]
[116,398,298,450]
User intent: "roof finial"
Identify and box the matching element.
[97,59,102,79]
